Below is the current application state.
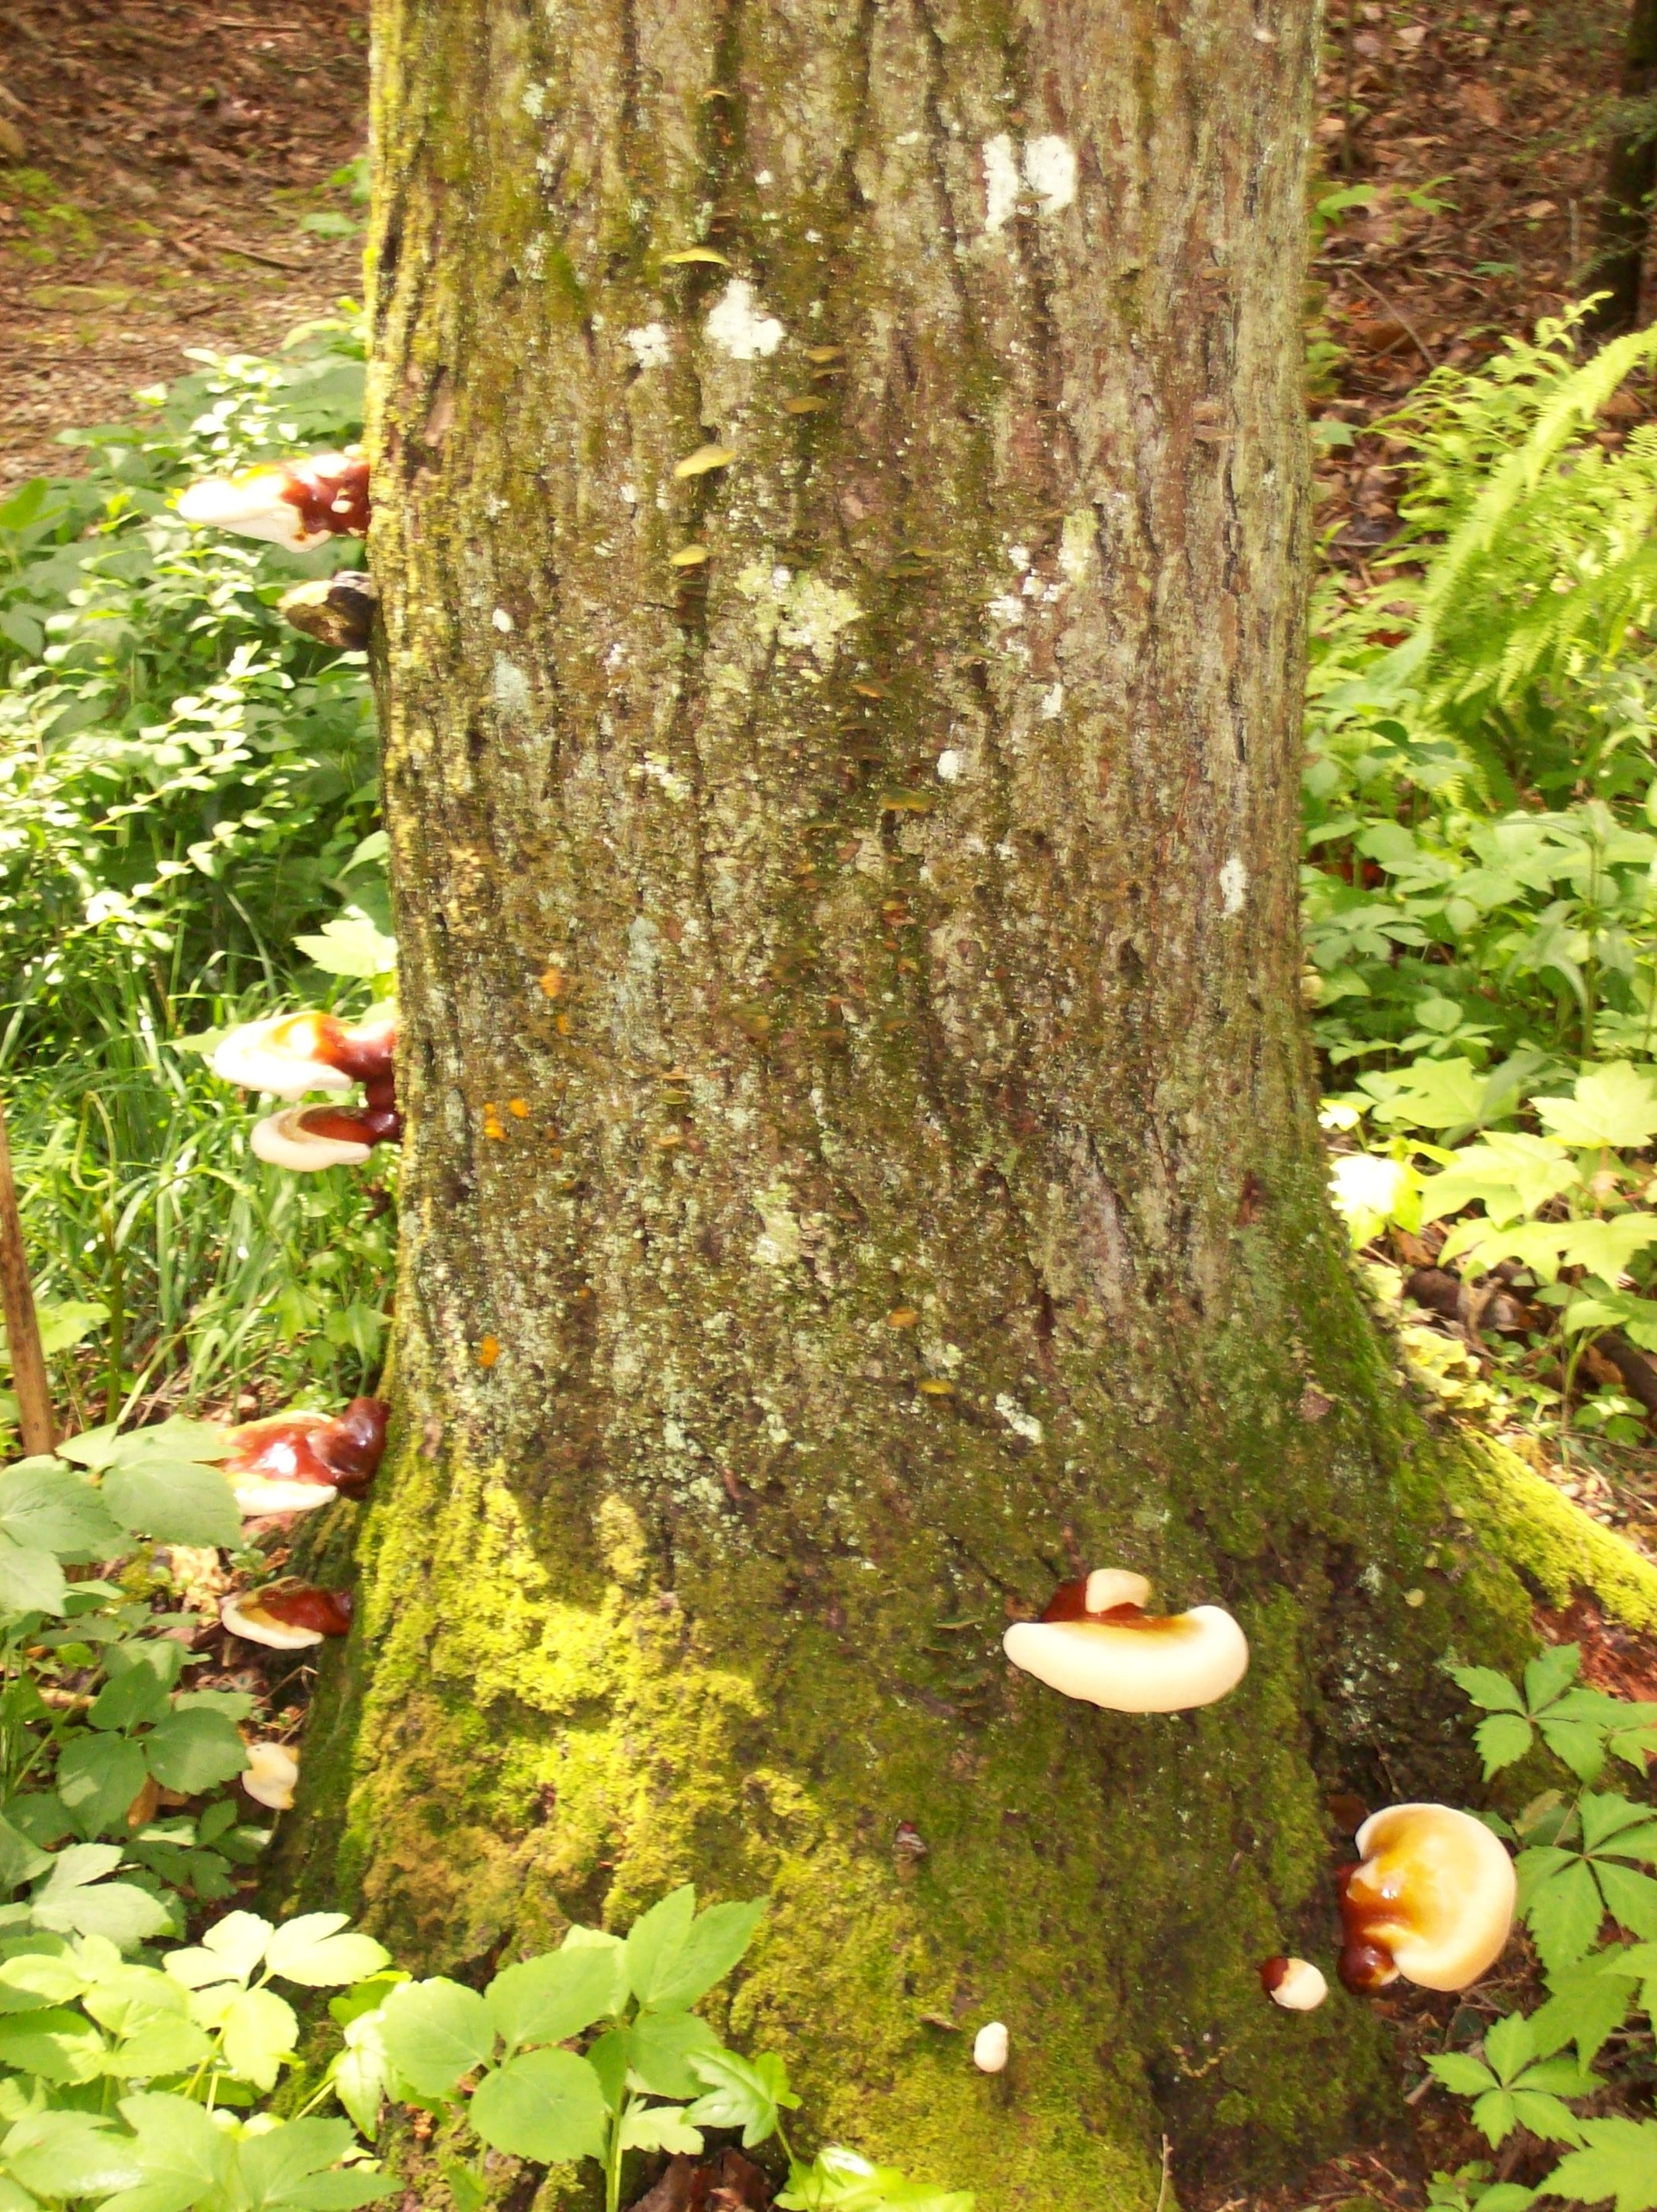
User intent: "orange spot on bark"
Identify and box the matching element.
[478,1336,501,1367]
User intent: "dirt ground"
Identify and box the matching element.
[0,0,368,492]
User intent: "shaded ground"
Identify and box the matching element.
[0,0,368,492]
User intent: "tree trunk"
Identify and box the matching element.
[1587,0,1657,336]
[292,2,1557,2203]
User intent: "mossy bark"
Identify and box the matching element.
[283,2,1633,2205]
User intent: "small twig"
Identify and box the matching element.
[1346,269,1438,370]
[1153,2134,1172,2212]
[201,232,309,271]
[0,1095,55,1456]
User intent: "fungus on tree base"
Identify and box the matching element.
[1259,1956,1329,2012]
[177,451,371,551]
[972,2021,1009,2073]
[221,1584,354,1650]
[243,1741,299,1810]
[1336,1803,1516,1993]
[224,1396,388,1514]
[1002,1568,1249,1712]
[279,571,379,652]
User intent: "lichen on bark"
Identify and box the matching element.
[280,1,1657,2205]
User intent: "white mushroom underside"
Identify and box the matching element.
[234,1478,339,1516]
[1352,1804,1516,1991]
[1002,1605,1249,1712]
[221,1596,323,1650]
[176,476,321,552]
[251,1110,372,1170]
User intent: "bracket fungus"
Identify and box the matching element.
[1336,1803,1516,1994]
[252,1105,396,1170]
[278,571,378,652]
[972,2022,1009,2074]
[213,1010,397,1100]
[224,1396,387,1515]
[1002,1567,1249,1713]
[221,1583,354,1650]
[1259,1956,1329,2012]
[177,451,370,551]
[242,1741,299,1811]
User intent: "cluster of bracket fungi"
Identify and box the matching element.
[1002,1569,1517,2019]
[177,453,1520,2045]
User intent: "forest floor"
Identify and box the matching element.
[3,4,1655,2210]
[0,0,368,493]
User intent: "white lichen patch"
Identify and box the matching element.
[982,133,1020,235]
[492,655,530,715]
[995,1393,1044,1445]
[521,81,547,119]
[625,322,672,370]
[752,1184,803,1268]
[1023,134,1077,214]
[1220,854,1249,916]
[736,563,863,674]
[936,748,963,782]
[1040,683,1065,721]
[704,279,785,360]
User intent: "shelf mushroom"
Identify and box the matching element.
[224,1396,387,1515]
[252,1104,399,1170]
[1259,1956,1329,2012]
[1336,1803,1516,1994]
[177,451,370,551]
[243,1741,300,1811]
[279,572,378,652]
[221,1583,354,1650]
[213,1009,396,1099]
[1002,1568,1249,1713]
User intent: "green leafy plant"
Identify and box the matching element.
[1418,1650,1657,2212]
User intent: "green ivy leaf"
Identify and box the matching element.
[467,2049,609,2165]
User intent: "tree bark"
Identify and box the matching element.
[1587,0,1657,336]
[294,2,1553,2203]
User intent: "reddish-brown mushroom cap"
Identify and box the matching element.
[1337,1803,1516,1994]
[1004,1569,1249,1713]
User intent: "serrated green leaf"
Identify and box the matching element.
[1484,2012,1539,2082]
[378,1977,494,2098]
[144,1708,249,1795]
[619,2104,705,2155]
[624,1885,698,2007]
[1535,1719,1607,1785]
[101,1460,241,1548]
[1507,2090,1588,2147]
[1521,1854,1607,1971]
[487,1942,622,2051]
[1539,2116,1657,2212]
[1475,1713,1535,1778]
[1595,1862,1657,1939]
[644,1897,767,2012]
[0,2004,107,2084]
[0,1466,125,1560]
[58,1734,149,1839]
[467,2049,609,2165]
[0,1539,67,1620]
[265,1915,390,1990]
[1,2112,143,2200]
[218,1985,298,2090]
[686,2046,796,2148]
[1426,2052,1499,2096]
[1536,1064,1657,1150]
[102,2090,231,2212]
[1450,1665,1527,1715]
[1523,1645,1582,1715]
[1532,1953,1641,2064]
[627,2010,723,2099]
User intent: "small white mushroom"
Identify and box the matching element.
[972,2021,1009,2073]
[1260,1956,1328,2012]
[1339,1803,1516,1994]
[1002,1569,1249,1713]
[243,1741,299,1811]
[233,1474,339,1518]
[213,1015,355,1099]
[221,1594,324,1651]
[251,1108,374,1171]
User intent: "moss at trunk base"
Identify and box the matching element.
[269,1400,1657,2212]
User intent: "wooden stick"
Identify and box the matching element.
[0,1094,54,1457]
